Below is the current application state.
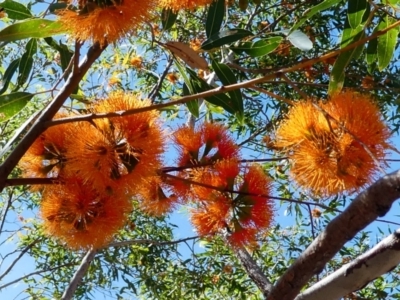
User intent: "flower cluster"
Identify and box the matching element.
[169,123,274,247]
[274,90,391,196]
[59,0,157,46]
[20,93,165,249]
[159,0,216,12]
[58,0,217,46]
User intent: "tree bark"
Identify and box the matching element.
[266,170,400,300]
[295,228,400,300]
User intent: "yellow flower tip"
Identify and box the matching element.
[166,73,179,84]
[130,56,142,68]
[58,0,157,46]
[277,90,391,196]
[41,179,132,250]
[160,0,216,12]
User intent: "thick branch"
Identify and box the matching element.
[234,247,272,297]
[295,229,400,300]
[267,170,400,300]
[61,249,97,300]
[0,43,106,192]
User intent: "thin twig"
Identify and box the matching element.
[108,236,199,249]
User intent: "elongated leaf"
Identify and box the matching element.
[347,0,368,29]
[206,0,225,38]
[165,41,208,69]
[328,30,365,95]
[290,0,341,33]
[211,61,243,121]
[174,59,200,117]
[0,92,33,122]
[182,83,199,118]
[0,58,19,95]
[48,2,68,13]
[0,0,32,20]
[232,37,283,57]
[377,16,399,71]
[186,68,239,116]
[365,29,378,65]
[44,37,74,73]
[161,8,177,31]
[16,38,37,87]
[201,29,253,50]
[0,19,64,43]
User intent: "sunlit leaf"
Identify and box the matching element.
[0,92,33,122]
[0,19,64,43]
[201,29,253,50]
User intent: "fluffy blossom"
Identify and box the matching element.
[160,0,216,12]
[58,0,157,46]
[40,178,132,249]
[274,90,391,196]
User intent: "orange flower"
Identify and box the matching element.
[160,0,215,12]
[228,224,258,247]
[130,56,143,68]
[58,0,156,46]
[40,178,131,249]
[275,90,391,196]
[67,93,165,193]
[138,176,180,216]
[275,100,330,149]
[187,163,273,247]
[236,165,273,228]
[173,126,202,166]
[166,73,179,84]
[190,196,230,236]
[19,113,75,187]
[173,123,239,167]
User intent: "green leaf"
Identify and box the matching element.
[0,0,32,20]
[347,0,368,29]
[377,16,399,71]
[206,0,225,38]
[182,83,199,118]
[0,19,64,43]
[0,92,33,122]
[161,8,177,31]
[186,68,239,116]
[201,29,253,50]
[290,0,341,33]
[44,37,74,73]
[211,61,243,122]
[48,2,67,13]
[232,37,283,57]
[328,30,365,95]
[174,59,200,117]
[16,38,37,87]
[365,29,378,65]
[0,58,19,95]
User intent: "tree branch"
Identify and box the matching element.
[61,249,97,300]
[233,247,272,297]
[46,20,400,128]
[0,43,106,192]
[267,170,400,300]
[295,228,400,300]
